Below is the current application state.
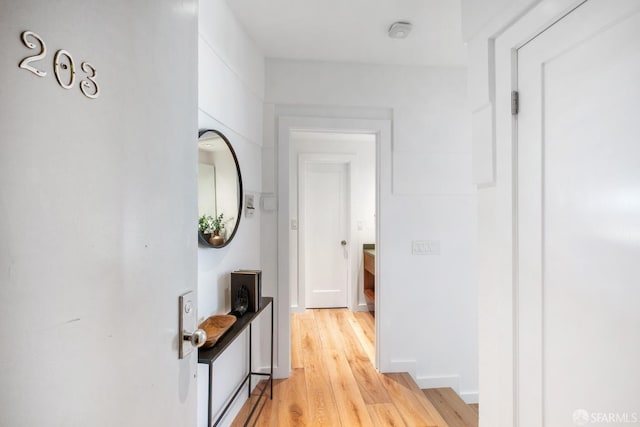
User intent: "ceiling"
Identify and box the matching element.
[226,0,466,67]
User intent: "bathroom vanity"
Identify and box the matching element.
[363,244,375,306]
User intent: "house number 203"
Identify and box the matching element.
[18,30,100,99]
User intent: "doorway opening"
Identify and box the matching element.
[289,131,377,366]
[275,115,390,378]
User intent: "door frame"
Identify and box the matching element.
[298,153,355,310]
[276,116,391,377]
[490,0,590,424]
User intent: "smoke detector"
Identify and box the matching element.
[388,21,412,39]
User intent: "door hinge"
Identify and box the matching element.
[511,90,519,115]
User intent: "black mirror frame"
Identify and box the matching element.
[197,129,243,248]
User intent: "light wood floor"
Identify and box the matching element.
[232,308,460,427]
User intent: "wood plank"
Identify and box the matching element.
[230,380,271,427]
[353,311,375,343]
[231,380,284,427]
[324,348,374,427]
[298,313,322,362]
[303,353,341,426]
[348,356,391,405]
[313,309,344,351]
[367,403,408,427]
[277,368,309,427]
[328,310,390,405]
[380,373,441,427]
[394,373,450,427]
[331,310,369,362]
[252,379,284,427]
[469,404,479,417]
[291,313,303,369]
[348,312,375,363]
[422,388,478,427]
[354,310,375,328]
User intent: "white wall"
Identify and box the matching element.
[289,132,376,312]
[0,1,198,426]
[461,0,542,41]
[262,59,479,401]
[197,1,266,426]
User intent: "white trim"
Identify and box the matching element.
[460,392,480,405]
[277,116,392,375]
[415,374,460,391]
[354,302,370,312]
[388,359,417,378]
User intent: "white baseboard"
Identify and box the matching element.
[459,391,479,404]
[415,375,460,391]
[353,303,370,312]
[290,304,305,314]
[387,359,417,377]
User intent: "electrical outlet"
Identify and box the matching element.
[412,240,440,255]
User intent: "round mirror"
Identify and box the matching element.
[197,129,242,248]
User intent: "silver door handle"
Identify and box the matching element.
[341,240,347,246]
[183,329,207,348]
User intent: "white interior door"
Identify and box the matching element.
[0,2,198,426]
[517,1,640,425]
[301,161,349,308]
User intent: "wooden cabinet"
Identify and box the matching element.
[363,247,375,305]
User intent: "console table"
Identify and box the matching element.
[198,296,274,427]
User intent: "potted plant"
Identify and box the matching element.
[198,215,214,241]
[209,213,225,246]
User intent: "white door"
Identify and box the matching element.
[0,3,197,427]
[301,161,349,308]
[517,1,640,425]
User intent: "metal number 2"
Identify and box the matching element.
[53,49,75,90]
[19,31,47,77]
[80,62,100,99]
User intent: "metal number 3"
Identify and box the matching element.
[80,62,100,99]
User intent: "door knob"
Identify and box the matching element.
[341,240,347,246]
[183,329,207,348]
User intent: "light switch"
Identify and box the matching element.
[261,195,277,211]
[291,219,298,230]
[412,240,440,255]
[245,194,255,218]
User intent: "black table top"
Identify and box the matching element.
[198,296,273,365]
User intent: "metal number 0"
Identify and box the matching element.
[19,31,47,77]
[80,62,100,99]
[53,49,76,90]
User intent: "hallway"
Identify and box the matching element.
[232,309,456,426]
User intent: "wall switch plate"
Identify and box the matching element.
[261,195,277,211]
[412,240,440,255]
[291,219,298,230]
[245,194,255,218]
